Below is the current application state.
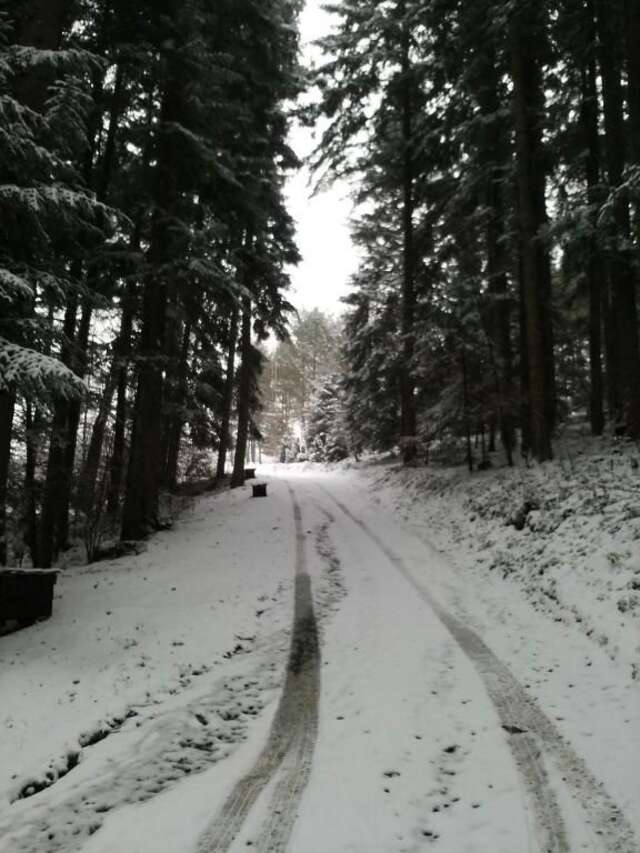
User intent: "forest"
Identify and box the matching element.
[2,0,640,570]
[1,0,301,567]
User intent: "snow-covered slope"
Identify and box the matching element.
[0,485,296,848]
[357,436,640,683]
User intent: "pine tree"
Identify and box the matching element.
[307,374,349,462]
[0,5,109,563]
[260,309,341,452]
[509,0,555,460]
[593,0,640,435]
[314,0,431,464]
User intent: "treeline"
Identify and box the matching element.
[313,0,640,465]
[0,0,301,566]
[260,309,341,455]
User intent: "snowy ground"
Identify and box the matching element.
[1,456,638,852]
[359,434,640,682]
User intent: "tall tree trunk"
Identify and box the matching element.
[57,301,92,550]
[230,297,252,489]
[121,46,185,539]
[602,275,619,419]
[461,349,473,473]
[23,403,41,567]
[510,2,555,461]
[595,0,640,435]
[216,304,240,480]
[398,0,417,465]
[105,119,150,515]
[96,63,126,203]
[0,391,16,565]
[78,292,134,518]
[38,405,69,567]
[475,45,516,463]
[624,0,640,412]
[38,298,91,566]
[107,364,128,515]
[159,283,180,490]
[121,266,168,538]
[163,320,191,491]
[59,60,127,530]
[580,36,606,435]
[38,295,79,567]
[625,0,640,166]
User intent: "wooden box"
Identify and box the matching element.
[0,569,58,634]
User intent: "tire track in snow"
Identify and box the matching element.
[197,485,320,853]
[319,483,636,853]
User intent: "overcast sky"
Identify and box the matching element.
[285,0,358,318]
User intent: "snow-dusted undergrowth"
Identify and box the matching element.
[349,436,640,681]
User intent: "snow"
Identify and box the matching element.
[0,486,295,849]
[287,487,530,852]
[283,467,639,852]
[0,269,33,302]
[0,336,86,397]
[358,435,640,681]
[1,447,638,852]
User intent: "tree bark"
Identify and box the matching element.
[78,292,134,518]
[38,295,79,567]
[475,45,516,463]
[595,0,640,435]
[398,0,417,465]
[230,297,252,489]
[96,63,126,203]
[106,363,128,515]
[510,2,555,461]
[579,6,606,435]
[163,320,191,491]
[121,282,166,539]
[23,402,41,567]
[121,30,186,539]
[78,369,119,520]
[56,301,92,551]
[518,274,531,458]
[38,404,70,568]
[216,304,240,480]
[105,101,152,516]
[0,391,16,565]
[625,0,640,165]
[461,349,473,473]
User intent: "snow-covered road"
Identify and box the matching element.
[1,467,638,853]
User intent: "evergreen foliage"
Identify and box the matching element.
[310,0,640,467]
[1,0,302,565]
[306,374,350,462]
[4,0,640,566]
[261,309,342,455]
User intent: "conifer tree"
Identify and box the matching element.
[0,4,109,563]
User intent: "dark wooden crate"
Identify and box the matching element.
[244,468,257,480]
[0,570,58,634]
[252,483,267,498]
